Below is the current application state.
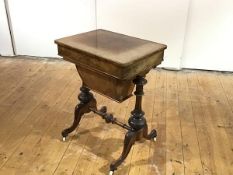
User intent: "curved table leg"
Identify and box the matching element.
[109,124,157,173]
[110,130,137,171]
[61,86,97,140]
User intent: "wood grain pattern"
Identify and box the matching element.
[55,29,167,65]
[0,57,232,175]
[55,30,167,102]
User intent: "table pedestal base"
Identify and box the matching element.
[61,76,157,174]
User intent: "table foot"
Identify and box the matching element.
[143,124,157,141]
[62,137,66,142]
[61,86,96,140]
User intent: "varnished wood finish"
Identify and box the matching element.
[0,57,232,175]
[61,86,97,138]
[55,29,167,102]
[55,30,166,171]
[110,76,157,171]
[55,29,167,67]
[76,65,134,102]
[61,75,157,171]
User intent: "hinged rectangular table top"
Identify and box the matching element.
[55,29,167,80]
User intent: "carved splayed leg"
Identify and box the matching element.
[61,86,96,141]
[110,130,137,172]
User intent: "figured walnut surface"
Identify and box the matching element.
[55,30,167,80]
[55,29,167,66]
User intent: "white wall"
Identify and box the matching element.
[0,0,14,56]
[2,0,233,71]
[182,0,233,71]
[7,0,96,57]
[96,0,190,69]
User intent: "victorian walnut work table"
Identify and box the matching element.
[55,29,167,175]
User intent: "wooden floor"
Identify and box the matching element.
[0,56,232,175]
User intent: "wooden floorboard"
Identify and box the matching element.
[177,72,203,175]
[0,57,232,175]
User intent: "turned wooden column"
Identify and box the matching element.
[128,76,147,131]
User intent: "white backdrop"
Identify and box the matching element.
[96,0,190,69]
[0,0,13,56]
[7,0,96,57]
[1,0,233,71]
[182,0,233,71]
